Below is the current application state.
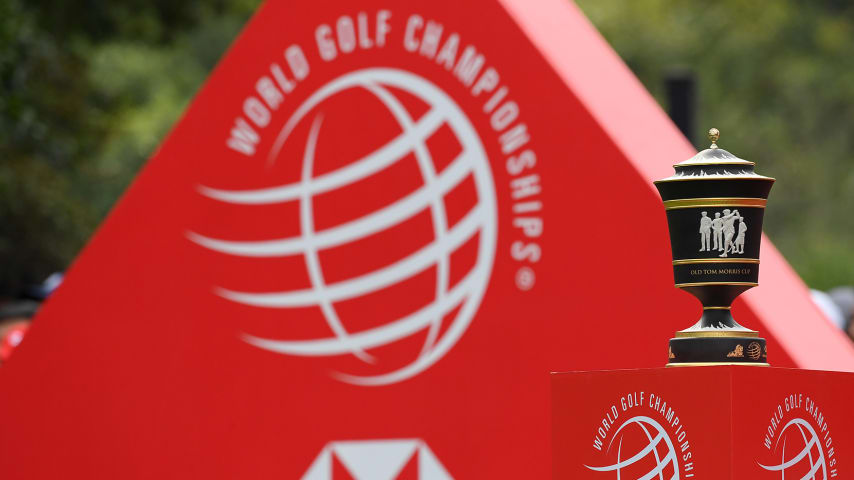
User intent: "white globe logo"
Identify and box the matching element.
[190,68,498,386]
[586,416,681,480]
[759,418,827,480]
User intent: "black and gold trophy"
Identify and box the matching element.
[655,128,774,366]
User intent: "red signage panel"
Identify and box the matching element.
[553,366,854,479]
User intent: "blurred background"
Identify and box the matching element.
[2,0,853,349]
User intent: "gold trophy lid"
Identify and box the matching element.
[655,128,775,183]
[676,128,753,167]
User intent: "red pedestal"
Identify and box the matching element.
[552,366,854,479]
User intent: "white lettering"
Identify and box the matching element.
[244,97,270,127]
[472,68,499,97]
[285,45,309,80]
[226,117,260,156]
[513,217,542,238]
[511,241,541,262]
[336,16,357,53]
[404,15,423,52]
[270,63,295,93]
[491,101,519,131]
[453,46,484,86]
[510,174,541,200]
[316,24,337,61]
[357,13,373,49]
[420,21,443,59]
[256,77,283,110]
[435,33,459,70]
[376,10,391,46]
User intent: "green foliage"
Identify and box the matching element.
[0,0,260,295]
[576,0,854,289]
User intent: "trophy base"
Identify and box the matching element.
[667,334,768,366]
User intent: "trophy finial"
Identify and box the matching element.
[708,128,720,149]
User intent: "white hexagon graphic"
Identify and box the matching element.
[301,438,453,480]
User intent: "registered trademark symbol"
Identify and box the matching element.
[515,266,535,291]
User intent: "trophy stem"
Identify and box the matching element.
[696,307,744,330]
[667,304,767,366]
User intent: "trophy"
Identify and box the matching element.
[655,128,774,366]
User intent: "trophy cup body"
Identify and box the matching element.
[655,129,774,366]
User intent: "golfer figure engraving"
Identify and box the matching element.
[711,212,723,251]
[735,218,747,254]
[699,211,712,252]
[699,209,747,256]
[719,209,740,257]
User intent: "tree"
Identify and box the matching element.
[577,0,854,289]
[0,0,260,296]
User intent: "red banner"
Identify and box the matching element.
[1,0,851,477]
